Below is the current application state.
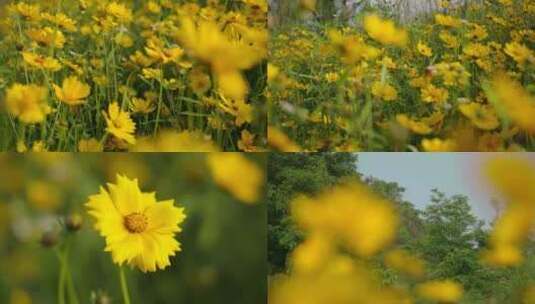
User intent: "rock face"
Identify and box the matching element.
[338,0,469,23]
[269,0,470,27]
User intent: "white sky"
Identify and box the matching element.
[357,153,535,222]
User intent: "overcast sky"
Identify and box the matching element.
[356,153,535,222]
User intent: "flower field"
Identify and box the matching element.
[0,153,266,303]
[268,0,535,151]
[0,0,267,151]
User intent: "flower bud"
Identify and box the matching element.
[66,213,83,232]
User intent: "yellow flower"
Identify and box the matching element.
[268,126,301,152]
[132,130,218,152]
[5,83,51,124]
[8,2,41,21]
[218,70,249,101]
[218,95,253,126]
[27,180,61,211]
[115,32,134,48]
[237,129,258,152]
[385,249,425,278]
[49,13,77,32]
[463,43,491,59]
[86,175,186,272]
[206,153,263,204]
[177,18,263,99]
[458,102,499,130]
[188,68,212,96]
[22,52,62,72]
[78,138,102,152]
[434,14,462,28]
[31,141,47,152]
[439,31,460,49]
[291,234,333,273]
[417,280,463,302]
[328,29,380,64]
[107,2,133,24]
[131,98,156,114]
[490,74,535,133]
[267,64,280,83]
[9,289,32,304]
[53,76,91,106]
[421,138,456,151]
[145,40,184,64]
[299,0,316,11]
[371,81,398,101]
[417,41,432,57]
[421,84,449,103]
[26,27,65,48]
[364,14,407,47]
[142,68,163,81]
[504,42,534,66]
[292,182,399,257]
[103,102,136,144]
[396,114,432,135]
[324,72,339,83]
[482,158,535,266]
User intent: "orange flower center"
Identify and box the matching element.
[124,212,148,233]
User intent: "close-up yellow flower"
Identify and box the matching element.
[86,174,186,272]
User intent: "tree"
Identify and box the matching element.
[267,153,358,273]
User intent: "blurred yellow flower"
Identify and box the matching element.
[490,74,535,133]
[299,0,316,11]
[372,81,398,101]
[78,138,102,152]
[107,2,133,24]
[22,52,62,72]
[504,42,533,66]
[132,130,218,152]
[206,153,263,204]
[5,83,51,124]
[417,280,463,302]
[385,249,425,278]
[268,127,301,152]
[458,102,499,130]
[27,181,62,211]
[103,102,136,144]
[86,175,186,272]
[292,182,399,257]
[421,84,449,103]
[396,114,432,135]
[26,27,65,49]
[417,41,432,57]
[482,158,535,266]
[421,138,456,152]
[10,288,32,304]
[53,76,91,106]
[364,14,407,47]
[435,14,462,28]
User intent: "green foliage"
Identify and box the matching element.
[267,152,358,273]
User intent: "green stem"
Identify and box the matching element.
[64,241,80,304]
[55,248,66,304]
[119,267,131,304]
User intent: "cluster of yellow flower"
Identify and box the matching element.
[268,1,535,151]
[0,0,267,151]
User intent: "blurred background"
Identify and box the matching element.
[0,153,266,304]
